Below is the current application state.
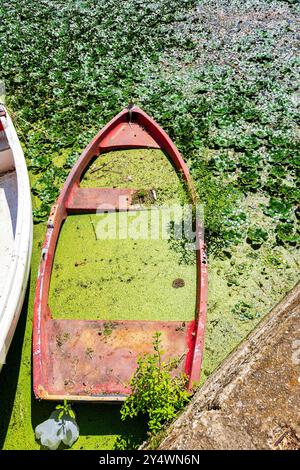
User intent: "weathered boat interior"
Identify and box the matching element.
[33,108,208,401]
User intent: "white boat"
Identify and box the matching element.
[0,105,32,370]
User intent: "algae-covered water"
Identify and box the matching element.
[201,242,299,382]
[1,0,300,451]
[81,149,185,206]
[50,148,196,321]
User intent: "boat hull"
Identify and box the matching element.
[0,107,33,370]
[33,107,208,401]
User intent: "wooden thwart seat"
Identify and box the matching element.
[66,187,137,213]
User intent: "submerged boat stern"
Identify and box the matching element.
[35,319,195,401]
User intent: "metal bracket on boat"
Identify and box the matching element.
[202,244,208,265]
[127,101,135,125]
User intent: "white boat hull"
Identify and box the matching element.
[0,107,33,369]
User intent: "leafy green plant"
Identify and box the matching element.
[119,332,191,435]
[276,223,299,245]
[247,226,269,248]
[32,203,51,224]
[239,152,263,170]
[231,301,260,322]
[192,163,247,253]
[263,198,293,220]
[269,166,286,179]
[209,154,236,173]
[238,170,261,191]
[56,399,76,420]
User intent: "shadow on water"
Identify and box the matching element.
[0,275,31,449]
[31,397,147,450]
[66,404,147,450]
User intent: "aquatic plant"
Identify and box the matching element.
[231,301,260,322]
[193,163,247,253]
[247,226,269,248]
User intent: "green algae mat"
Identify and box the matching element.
[49,213,196,322]
[81,149,185,206]
[200,242,299,383]
[49,148,195,322]
[1,0,300,450]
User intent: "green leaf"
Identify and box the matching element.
[247,226,268,248]
[263,198,293,220]
[276,223,299,245]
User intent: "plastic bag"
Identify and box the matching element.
[35,410,79,450]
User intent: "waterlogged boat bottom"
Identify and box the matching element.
[42,319,191,399]
[42,210,198,400]
[49,213,196,322]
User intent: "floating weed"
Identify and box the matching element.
[263,198,293,221]
[247,226,269,249]
[276,222,300,246]
[1,0,299,242]
[231,301,260,322]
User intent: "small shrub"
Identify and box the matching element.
[119,332,191,435]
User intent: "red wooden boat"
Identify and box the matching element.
[33,106,208,402]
